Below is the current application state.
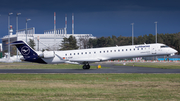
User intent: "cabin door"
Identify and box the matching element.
[151,46,156,54]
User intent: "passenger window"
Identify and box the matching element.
[114,50,116,52]
[74,53,75,55]
[126,49,127,51]
[130,49,131,51]
[107,50,109,53]
[94,52,96,54]
[78,53,79,55]
[100,51,101,53]
[134,49,135,50]
[141,48,143,50]
[81,52,83,55]
[122,49,124,51]
[70,53,72,55]
[89,52,91,54]
[65,54,67,56]
[110,50,112,52]
[104,51,105,53]
[85,52,87,54]
[118,50,120,52]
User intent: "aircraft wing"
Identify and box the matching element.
[69,58,101,62]
[69,57,109,63]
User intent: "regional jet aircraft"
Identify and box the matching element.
[11,41,177,69]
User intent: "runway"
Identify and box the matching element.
[0,63,180,73]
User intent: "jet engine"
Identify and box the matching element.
[38,51,55,58]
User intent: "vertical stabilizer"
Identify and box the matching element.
[11,41,46,64]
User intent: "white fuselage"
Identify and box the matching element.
[37,43,177,64]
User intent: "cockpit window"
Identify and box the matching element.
[161,45,169,48]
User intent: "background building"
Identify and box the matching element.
[0,43,2,51]
[1,27,96,52]
[1,13,96,53]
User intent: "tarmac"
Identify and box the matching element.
[0,63,180,74]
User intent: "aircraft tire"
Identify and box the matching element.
[83,65,87,69]
[82,65,90,69]
[87,65,90,69]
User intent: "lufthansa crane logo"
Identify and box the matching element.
[21,46,30,55]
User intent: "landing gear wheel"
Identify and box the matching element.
[83,65,87,69]
[87,65,90,69]
[82,64,90,69]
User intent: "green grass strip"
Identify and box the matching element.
[0,74,180,101]
[116,62,180,69]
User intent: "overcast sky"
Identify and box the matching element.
[0,0,180,40]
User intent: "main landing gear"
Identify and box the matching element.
[82,62,90,69]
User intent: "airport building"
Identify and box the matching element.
[1,13,96,52]
[0,43,2,51]
[1,27,96,51]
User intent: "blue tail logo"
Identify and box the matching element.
[11,41,46,64]
[21,46,30,55]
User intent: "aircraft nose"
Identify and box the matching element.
[174,49,178,53]
[169,49,178,56]
[172,49,178,54]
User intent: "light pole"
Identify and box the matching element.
[16,13,21,61]
[131,23,134,45]
[154,21,157,43]
[16,13,21,35]
[8,12,13,60]
[26,18,31,43]
[154,21,158,60]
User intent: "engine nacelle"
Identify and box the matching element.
[38,51,55,58]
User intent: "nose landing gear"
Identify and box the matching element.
[167,55,169,61]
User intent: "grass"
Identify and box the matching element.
[0,74,180,101]
[0,62,180,100]
[0,62,106,69]
[116,62,180,69]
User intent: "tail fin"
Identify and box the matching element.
[11,41,46,64]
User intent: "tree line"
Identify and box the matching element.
[87,32,180,54]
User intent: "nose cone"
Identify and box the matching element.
[173,49,178,53]
[171,49,178,55]
[169,49,178,56]
[170,48,178,53]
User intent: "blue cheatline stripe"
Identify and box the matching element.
[158,58,180,61]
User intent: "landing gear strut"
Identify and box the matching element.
[167,55,169,61]
[82,62,90,69]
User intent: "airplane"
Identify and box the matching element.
[11,40,177,69]
[0,53,23,63]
